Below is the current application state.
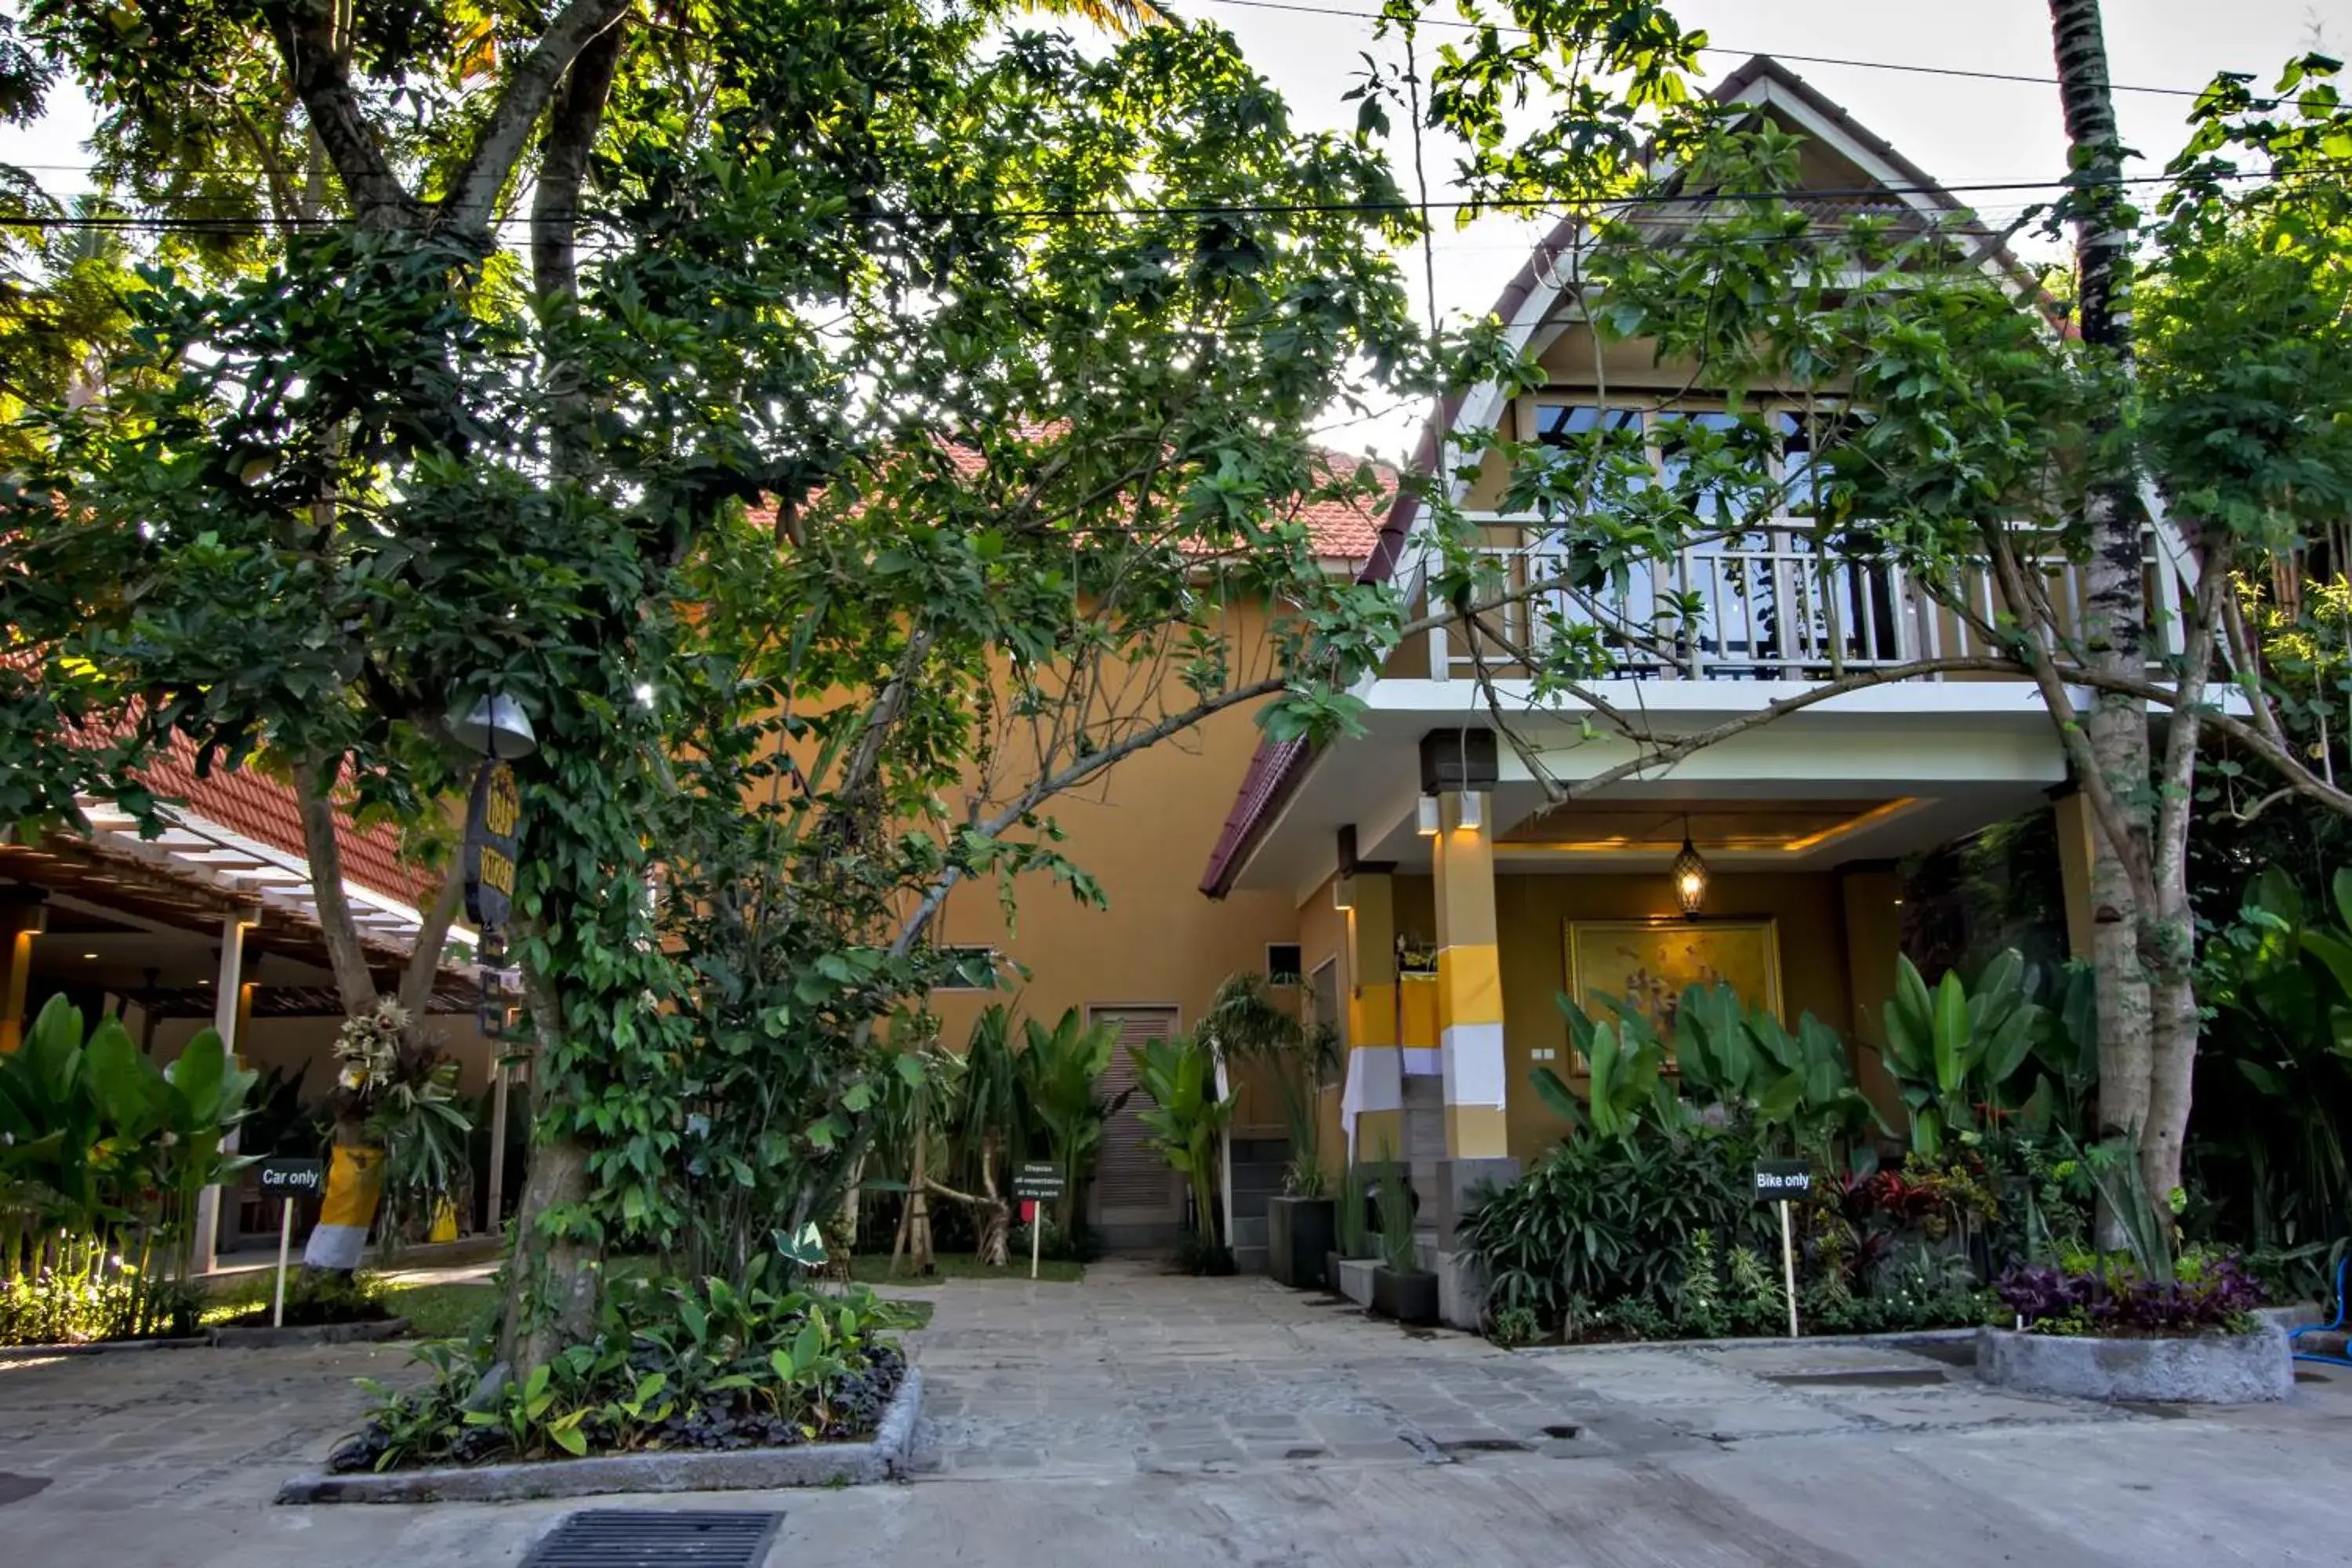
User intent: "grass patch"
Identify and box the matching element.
[387,1281,499,1339]
[848,1252,1083,1284]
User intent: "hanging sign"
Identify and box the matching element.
[464,760,522,934]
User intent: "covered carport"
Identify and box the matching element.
[0,748,506,1268]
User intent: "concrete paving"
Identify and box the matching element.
[2,1258,2350,1565]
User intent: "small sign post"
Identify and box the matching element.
[1753,1159,1812,1340]
[1011,1162,1065,1281]
[258,1158,325,1327]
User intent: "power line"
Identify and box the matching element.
[0,162,2322,235]
[1191,0,2248,101]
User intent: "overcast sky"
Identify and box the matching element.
[5,1,2340,456]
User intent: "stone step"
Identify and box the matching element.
[1231,1216,1269,1249]
[1232,1244,1269,1276]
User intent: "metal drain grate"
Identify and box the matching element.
[519,1510,786,1568]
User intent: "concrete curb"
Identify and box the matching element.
[1976,1323,2292,1404]
[212,1317,410,1350]
[1519,1326,1980,1355]
[0,1334,209,1363]
[274,1367,924,1504]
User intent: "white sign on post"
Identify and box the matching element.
[1011,1163,1065,1282]
[1753,1160,1811,1340]
[257,1158,325,1327]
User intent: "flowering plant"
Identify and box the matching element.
[1995,1254,2265,1338]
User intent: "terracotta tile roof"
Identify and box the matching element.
[136,738,433,908]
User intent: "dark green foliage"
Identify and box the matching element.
[335,1267,913,1472]
[1461,1120,1767,1327]
[2190,866,2352,1297]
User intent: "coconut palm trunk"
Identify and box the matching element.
[2046,0,2181,1214]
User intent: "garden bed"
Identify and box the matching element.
[279,1366,923,1502]
[1976,1323,2291,1404]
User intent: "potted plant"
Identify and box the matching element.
[1369,1150,1437,1325]
[1268,1160,1335,1290]
[1327,1158,1379,1304]
[1215,993,1336,1290]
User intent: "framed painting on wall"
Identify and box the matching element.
[1563,918,1783,1055]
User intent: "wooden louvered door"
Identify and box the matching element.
[1088,1006,1185,1249]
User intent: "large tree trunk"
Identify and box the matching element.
[2049,0,2155,1223]
[494,960,600,1370]
[494,1131,598,1370]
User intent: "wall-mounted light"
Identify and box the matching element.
[1416,795,1440,837]
[1671,816,1709,919]
[1457,792,1485,832]
[1333,874,1357,912]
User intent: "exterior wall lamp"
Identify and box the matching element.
[1671,816,1709,919]
[1457,791,1484,832]
[1333,874,1357,911]
[1416,794,1440,837]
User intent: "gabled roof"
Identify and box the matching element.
[1200,53,1998,898]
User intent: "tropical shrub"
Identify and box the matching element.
[333,1265,909,1472]
[1200,973,1332,1196]
[1882,950,2068,1156]
[1131,1031,1233,1272]
[0,996,254,1342]
[1461,1118,1766,1328]
[1534,983,1886,1169]
[2193,865,2352,1296]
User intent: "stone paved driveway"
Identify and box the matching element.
[897,1260,2139,1479]
[4,1259,2352,1566]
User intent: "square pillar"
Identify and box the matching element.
[1338,871,1402,1160]
[1432,791,1508,1160]
[193,913,254,1273]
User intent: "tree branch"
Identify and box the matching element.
[443,0,633,238]
[397,858,466,1023]
[289,753,383,1015]
[260,1,421,227]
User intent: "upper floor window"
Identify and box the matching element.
[1529,402,1838,527]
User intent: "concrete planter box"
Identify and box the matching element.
[277,1367,922,1504]
[1371,1266,1439,1327]
[1976,1323,2290,1404]
[1334,1257,1377,1307]
[1266,1197,1334,1290]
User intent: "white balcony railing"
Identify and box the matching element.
[1426,514,2187,684]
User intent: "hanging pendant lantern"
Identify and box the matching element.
[1671,817,1709,919]
[449,692,537,760]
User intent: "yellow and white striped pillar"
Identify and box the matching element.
[1432,791,1508,1160]
[1338,870,1402,1160]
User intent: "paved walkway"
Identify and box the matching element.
[2,1258,2350,1565]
